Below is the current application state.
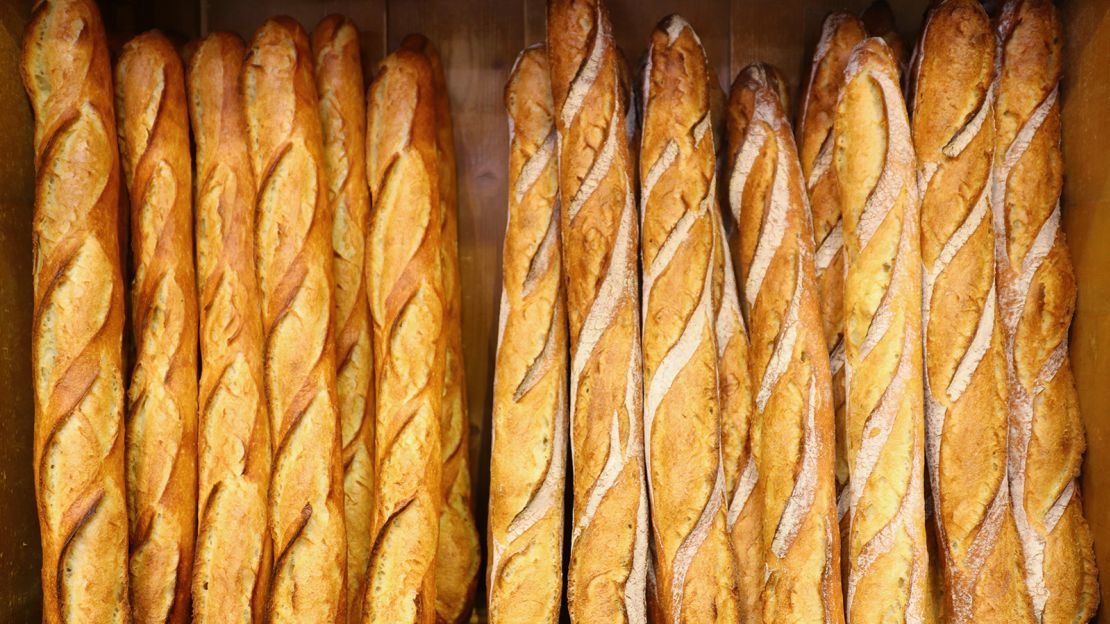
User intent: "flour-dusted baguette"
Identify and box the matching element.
[487,44,567,624]
[114,31,198,624]
[909,2,1034,621]
[861,1,908,71]
[243,17,347,622]
[727,62,843,623]
[639,16,739,623]
[309,17,374,623]
[834,38,928,622]
[363,46,445,624]
[547,1,649,621]
[187,32,271,624]
[395,34,482,624]
[21,1,130,621]
[992,2,1100,621]
[797,12,867,533]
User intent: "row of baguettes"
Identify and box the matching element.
[20,1,479,622]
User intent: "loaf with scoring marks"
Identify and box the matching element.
[243,17,348,623]
[835,37,928,622]
[992,2,1100,622]
[187,31,271,624]
[547,0,650,621]
[727,61,844,624]
[909,2,1033,621]
[115,30,198,624]
[363,45,445,624]
[21,1,131,621]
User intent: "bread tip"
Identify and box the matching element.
[655,14,698,46]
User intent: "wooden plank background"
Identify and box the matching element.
[3,0,1108,620]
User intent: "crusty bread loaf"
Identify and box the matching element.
[363,46,445,624]
[396,34,482,624]
[727,62,844,623]
[992,2,1100,621]
[860,1,908,71]
[114,30,198,624]
[834,38,928,622]
[187,31,272,624]
[797,12,867,535]
[310,17,374,623]
[21,1,131,621]
[487,44,567,624]
[242,17,348,623]
[639,16,739,623]
[547,1,650,621]
[910,2,1034,622]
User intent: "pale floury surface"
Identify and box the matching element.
[243,18,347,623]
[992,1,1100,621]
[310,17,375,623]
[910,2,1034,622]
[834,38,928,623]
[487,44,567,624]
[363,47,445,624]
[547,0,649,621]
[639,15,739,624]
[21,1,130,621]
[115,31,198,624]
[728,62,844,623]
[187,32,271,624]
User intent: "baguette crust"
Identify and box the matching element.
[727,62,844,624]
[487,44,567,624]
[639,16,739,623]
[992,2,1100,621]
[397,34,482,624]
[242,17,347,622]
[834,38,928,622]
[115,31,198,624]
[910,3,1034,622]
[797,12,867,531]
[547,1,650,621]
[21,1,130,621]
[310,17,375,623]
[187,32,271,624]
[363,48,445,624]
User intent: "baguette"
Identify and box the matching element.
[363,47,445,624]
[547,1,649,621]
[242,17,347,622]
[187,32,271,624]
[639,16,739,623]
[727,62,843,623]
[992,2,1100,621]
[397,34,482,624]
[114,31,198,624]
[21,1,130,621]
[834,38,928,622]
[910,2,1034,621]
[310,17,375,623]
[487,44,567,624]
[797,12,867,536]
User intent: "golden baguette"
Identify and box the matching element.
[487,44,567,624]
[909,2,1034,621]
[363,46,445,624]
[547,1,650,621]
[21,1,130,621]
[834,38,928,622]
[992,2,1100,621]
[797,12,867,535]
[242,17,347,622]
[727,62,844,623]
[187,32,271,624]
[114,30,198,624]
[310,17,375,623]
[639,15,739,623]
[397,34,482,624]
